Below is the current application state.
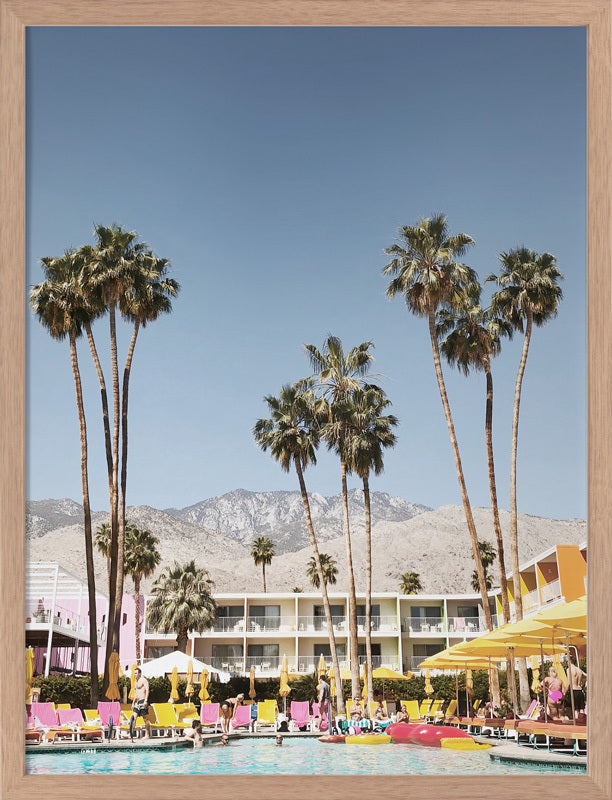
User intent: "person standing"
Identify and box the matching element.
[317,678,330,731]
[566,656,587,719]
[130,667,151,739]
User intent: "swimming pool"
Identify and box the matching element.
[25,738,586,775]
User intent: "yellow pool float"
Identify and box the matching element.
[345,734,391,745]
[440,738,491,751]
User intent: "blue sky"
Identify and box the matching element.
[26,26,586,519]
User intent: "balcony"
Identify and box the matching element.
[26,601,90,638]
[211,617,247,633]
[404,617,445,634]
[539,578,562,605]
[447,615,496,635]
[357,615,398,633]
[297,616,347,633]
[246,616,296,633]
[208,656,245,675]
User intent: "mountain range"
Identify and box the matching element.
[26,489,586,596]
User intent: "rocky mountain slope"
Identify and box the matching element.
[26,491,586,596]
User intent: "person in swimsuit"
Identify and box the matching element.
[566,656,587,719]
[129,668,151,739]
[395,704,410,723]
[543,667,565,719]
[373,701,388,721]
[317,679,330,731]
[220,692,245,734]
[182,720,203,748]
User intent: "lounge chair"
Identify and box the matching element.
[254,699,278,732]
[419,699,432,718]
[398,700,422,721]
[230,704,253,730]
[289,701,312,732]
[368,701,388,719]
[175,702,200,724]
[199,702,221,733]
[97,701,122,739]
[425,699,443,721]
[56,708,104,742]
[149,703,183,738]
[28,702,59,728]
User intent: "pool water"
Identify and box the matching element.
[25,738,585,775]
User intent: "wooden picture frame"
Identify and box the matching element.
[1,1,610,798]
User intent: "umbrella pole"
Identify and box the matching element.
[508,647,518,717]
[540,641,548,723]
[565,632,575,721]
[455,669,459,714]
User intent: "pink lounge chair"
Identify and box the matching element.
[230,704,252,729]
[289,701,312,732]
[27,702,59,728]
[200,702,221,733]
[98,701,121,739]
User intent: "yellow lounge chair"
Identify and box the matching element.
[254,699,278,732]
[419,699,432,717]
[149,703,183,738]
[426,699,443,720]
[398,700,421,721]
[442,699,458,722]
[368,701,388,720]
[175,702,199,724]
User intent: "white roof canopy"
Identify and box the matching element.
[139,650,230,683]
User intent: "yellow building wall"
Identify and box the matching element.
[557,545,587,601]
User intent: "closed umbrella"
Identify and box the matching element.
[106,652,121,701]
[128,663,137,700]
[327,664,336,699]
[185,659,194,707]
[169,666,179,702]
[529,655,542,693]
[25,647,35,704]
[200,668,210,701]
[360,662,369,702]
[317,653,327,679]
[279,654,291,715]
[424,669,434,696]
[248,666,256,700]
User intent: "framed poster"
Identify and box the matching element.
[1,1,610,799]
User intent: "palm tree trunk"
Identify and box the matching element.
[134,574,141,664]
[510,310,533,711]
[362,474,374,704]
[262,562,267,593]
[340,459,360,699]
[110,301,124,658]
[427,309,493,630]
[116,321,140,647]
[294,456,345,714]
[484,366,510,625]
[177,630,188,654]
[84,323,113,489]
[69,333,98,706]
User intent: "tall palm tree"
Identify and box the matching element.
[146,561,217,653]
[307,553,338,589]
[94,522,113,592]
[30,252,99,705]
[124,525,161,664]
[80,224,150,676]
[383,215,493,632]
[487,247,563,710]
[342,385,397,703]
[436,282,513,629]
[253,381,345,714]
[305,335,375,698]
[251,535,275,593]
[470,540,496,592]
[399,572,422,595]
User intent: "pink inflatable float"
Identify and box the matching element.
[387,722,472,747]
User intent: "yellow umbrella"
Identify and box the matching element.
[248,666,256,700]
[528,655,542,693]
[317,653,327,679]
[185,659,194,704]
[169,666,179,701]
[199,669,209,702]
[279,654,291,714]
[424,668,434,696]
[534,596,587,634]
[25,647,35,704]
[466,668,474,698]
[371,666,406,680]
[360,662,369,702]
[128,663,137,700]
[327,665,336,699]
[106,652,121,700]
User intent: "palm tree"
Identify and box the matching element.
[94,522,113,592]
[307,553,338,589]
[436,281,513,629]
[383,215,493,632]
[251,536,275,593]
[253,380,345,713]
[399,572,422,595]
[124,525,161,663]
[305,335,375,698]
[80,224,150,674]
[487,246,563,711]
[146,561,217,653]
[470,540,496,592]
[471,572,493,592]
[342,385,397,703]
[30,252,99,705]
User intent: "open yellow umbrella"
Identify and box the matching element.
[185,659,194,705]
[248,666,256,700]
[106,652,121,700]
[371,666,406,680]
[279,654,291,714]
[169,666,179,702]
[535,596,587,634]
[128,663,137,700]
[424,668,434,696]
[199,669,209,702]
[317,653,327,679]
[25,647,35,704]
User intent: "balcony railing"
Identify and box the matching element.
[404,617,445,634]
[539,578,562,605]
[447,615,495,634]
[246,616,296,632]
[208,657,245,674]
[357,616,399,632]
[297,616,347,632]
[26,602,89,637]
[212,617,246,633]
[522,587,541,613]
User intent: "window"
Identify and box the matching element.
[212,644,243,659]
[146,646,173,660]
[217,606,244,618]
[314,604,344,618]
[357,605,380,617]
[410,606,442,619]
[457,606,479,618]
[247,644,279,658]
[249,605,280,630]
[412,644,443,658]
[358,644,381,657]
[313,643,346,658]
